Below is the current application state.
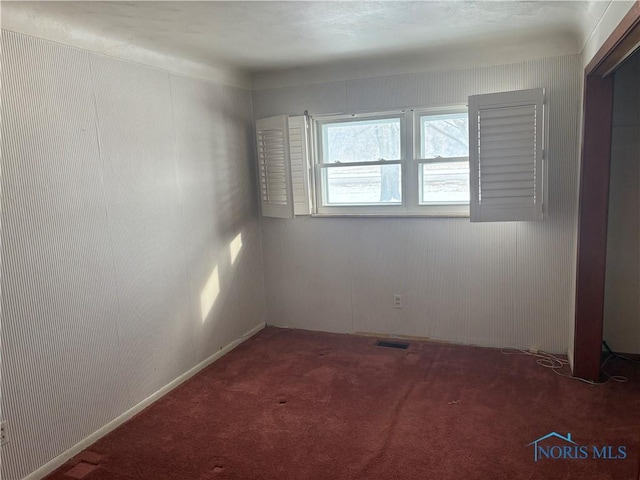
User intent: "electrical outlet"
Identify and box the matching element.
[1,421,8,446]
[393,294,402,309]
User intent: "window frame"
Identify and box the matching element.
[412,106,470,215]
[312,111,408,216]
[310,106,471,217]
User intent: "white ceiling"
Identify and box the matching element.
[2,1,612,83]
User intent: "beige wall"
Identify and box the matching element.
[603,51,640,354]
[254,55,582,355]
[1,30,266,480]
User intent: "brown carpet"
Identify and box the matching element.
[47,327,640,480]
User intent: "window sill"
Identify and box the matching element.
[308,211,470,219]
[310,208,470,218]
[310,204,470,218]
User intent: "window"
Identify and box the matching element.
[311,108,469,216]
[416,109,469,206]
[315,115,404,209]
[255,89,546,220]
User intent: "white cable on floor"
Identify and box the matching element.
[500,348,628,386]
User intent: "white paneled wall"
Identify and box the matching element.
[1,30,266,480]
[91,53,198,403]
[603,52,640,354]
[254,55,582,354]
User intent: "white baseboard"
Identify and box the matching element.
[23,322,265,480]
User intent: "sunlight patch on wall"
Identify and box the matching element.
[230,233,243,264]
[200,265,220,323]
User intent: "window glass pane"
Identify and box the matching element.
[321,118,401,163]
[420,113,469,159]
[421,161,469,204]
[325,164,402,205]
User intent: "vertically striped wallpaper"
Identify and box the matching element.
[1,30,266,480]
[254,55,582,355]
[1,27,585,479]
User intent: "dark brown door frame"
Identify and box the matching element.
[573,1,640,380]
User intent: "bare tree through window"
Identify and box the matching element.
[322,118,401,204]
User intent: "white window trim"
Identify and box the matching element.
[309,106,471,217]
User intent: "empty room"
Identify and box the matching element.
[2,1,640,479]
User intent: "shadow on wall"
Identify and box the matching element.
[0,31,266,480]
[197,96,258,326]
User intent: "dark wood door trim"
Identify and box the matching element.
[573,1,640,380]
[586,1,640,76]
[573,75,614,380]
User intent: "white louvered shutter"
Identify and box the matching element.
[469,88,545,222]
[256,115,294,218]
[288,116,311,215]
